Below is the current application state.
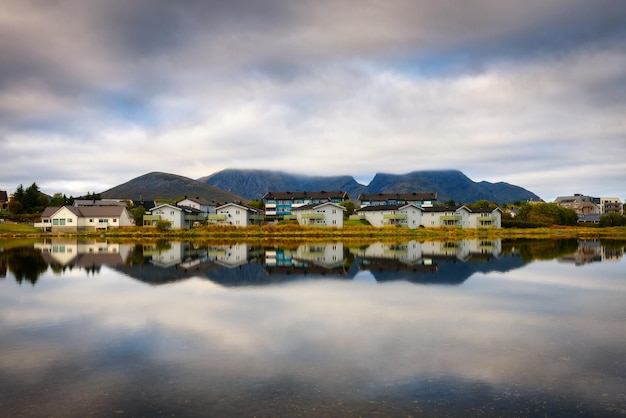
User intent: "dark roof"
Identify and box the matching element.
[178,197,214,206]
[262,191,349,200]
[132,200,157,210]
[469,207,502,213]
[292,202,346,211]
[41,205,128,218]
[421,205,465,213]
[357,192,437,201]
[356,204,402,212]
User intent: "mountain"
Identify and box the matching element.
[198,169,368,202]
[199,169,540,204]
[100,172,246,202]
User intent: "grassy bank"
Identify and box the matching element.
[2,222,626,242]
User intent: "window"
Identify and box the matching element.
[67,218,72,223]
[59,219,65,225]
[113,219,117,223]
[89,219,94,223]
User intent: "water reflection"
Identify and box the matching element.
[1,238,625,287]
[0,238,625,416]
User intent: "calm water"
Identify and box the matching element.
[1,238,625,417]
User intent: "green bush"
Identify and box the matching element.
[155,219,172,232]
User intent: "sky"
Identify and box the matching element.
[1,0,625,202]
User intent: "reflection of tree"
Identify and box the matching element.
[5,248,48,285]
[127,244,148,266]
[515,239,580,262]
[599,239,626,252]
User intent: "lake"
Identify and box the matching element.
[1,238,625,417]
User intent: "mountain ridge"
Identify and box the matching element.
[200,168,541,204]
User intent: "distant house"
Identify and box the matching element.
[262,191,350,218]
[554,194,598,216]
[143,204,206,229]
[0,190,8,210]
[207,203,264,227]
[176,197,216,217]
[355,204,423,229]
[292,202,346,227]
[35,205,134,232]
[73,199,127,207]
[132,200,158,211]
[356,193,437,208]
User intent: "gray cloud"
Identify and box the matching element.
[0,0,625,199]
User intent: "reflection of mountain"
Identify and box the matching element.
[111,262,220,285]
[360,253,525,285]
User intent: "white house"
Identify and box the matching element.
[208,203,263,227]
[291,202,346,227]
[420,206,472,228]
[467,207,502,228]
[144,203,207,229]
[176,197,216,217]
[144,204,186,229]
[355,204,423,229]
[35,205,134,232]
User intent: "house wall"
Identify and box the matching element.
[399,206,422,229]
[151,206,185,229]
[177,199,215,216]
[217,205,250,227]
[467,211,501,228]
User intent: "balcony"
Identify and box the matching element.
[383,213,408,220]
[301,213,325,219]
[207,214,227,221]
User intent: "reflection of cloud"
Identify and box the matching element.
[0,260,625,414]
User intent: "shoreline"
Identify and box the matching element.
[2,225,626,242]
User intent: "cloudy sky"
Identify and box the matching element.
[1,0,625,201]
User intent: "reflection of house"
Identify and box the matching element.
[35,206,134,232]
[262,191,349,218]
[352,240,502,264]
[34,240,134,267]
[356,192,437,208]
[558,240,624,265]
[294,243,345,268]
[292,202,346,227]
[211,244,250,267]
[207,203,263,227]
[355,204,423,228]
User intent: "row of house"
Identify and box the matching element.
[34,192,503,231]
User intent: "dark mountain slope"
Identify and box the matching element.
[200,169,540,204]
[101,172,245,202]
[199,169,368,201]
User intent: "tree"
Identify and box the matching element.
[132,206,146,226]
[247,200,264,210]
[50,193,65,207]
[599,212,626,227]
[339,200,355,216]
[518,202,578,226]
[155,219,172,232]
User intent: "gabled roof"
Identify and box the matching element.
[41,205,128,218]
[421,205,468,213]
[178,197,215,206]
[262,191,349,200]
[469,207,502,214]
[217,202,260,213]
[292,201,346,211]
[356,204,402,212]
[357,192,437,201]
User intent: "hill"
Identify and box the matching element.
[199,169,540,204]
[100,172,246,202]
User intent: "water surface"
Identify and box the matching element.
[1,239,624,416]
